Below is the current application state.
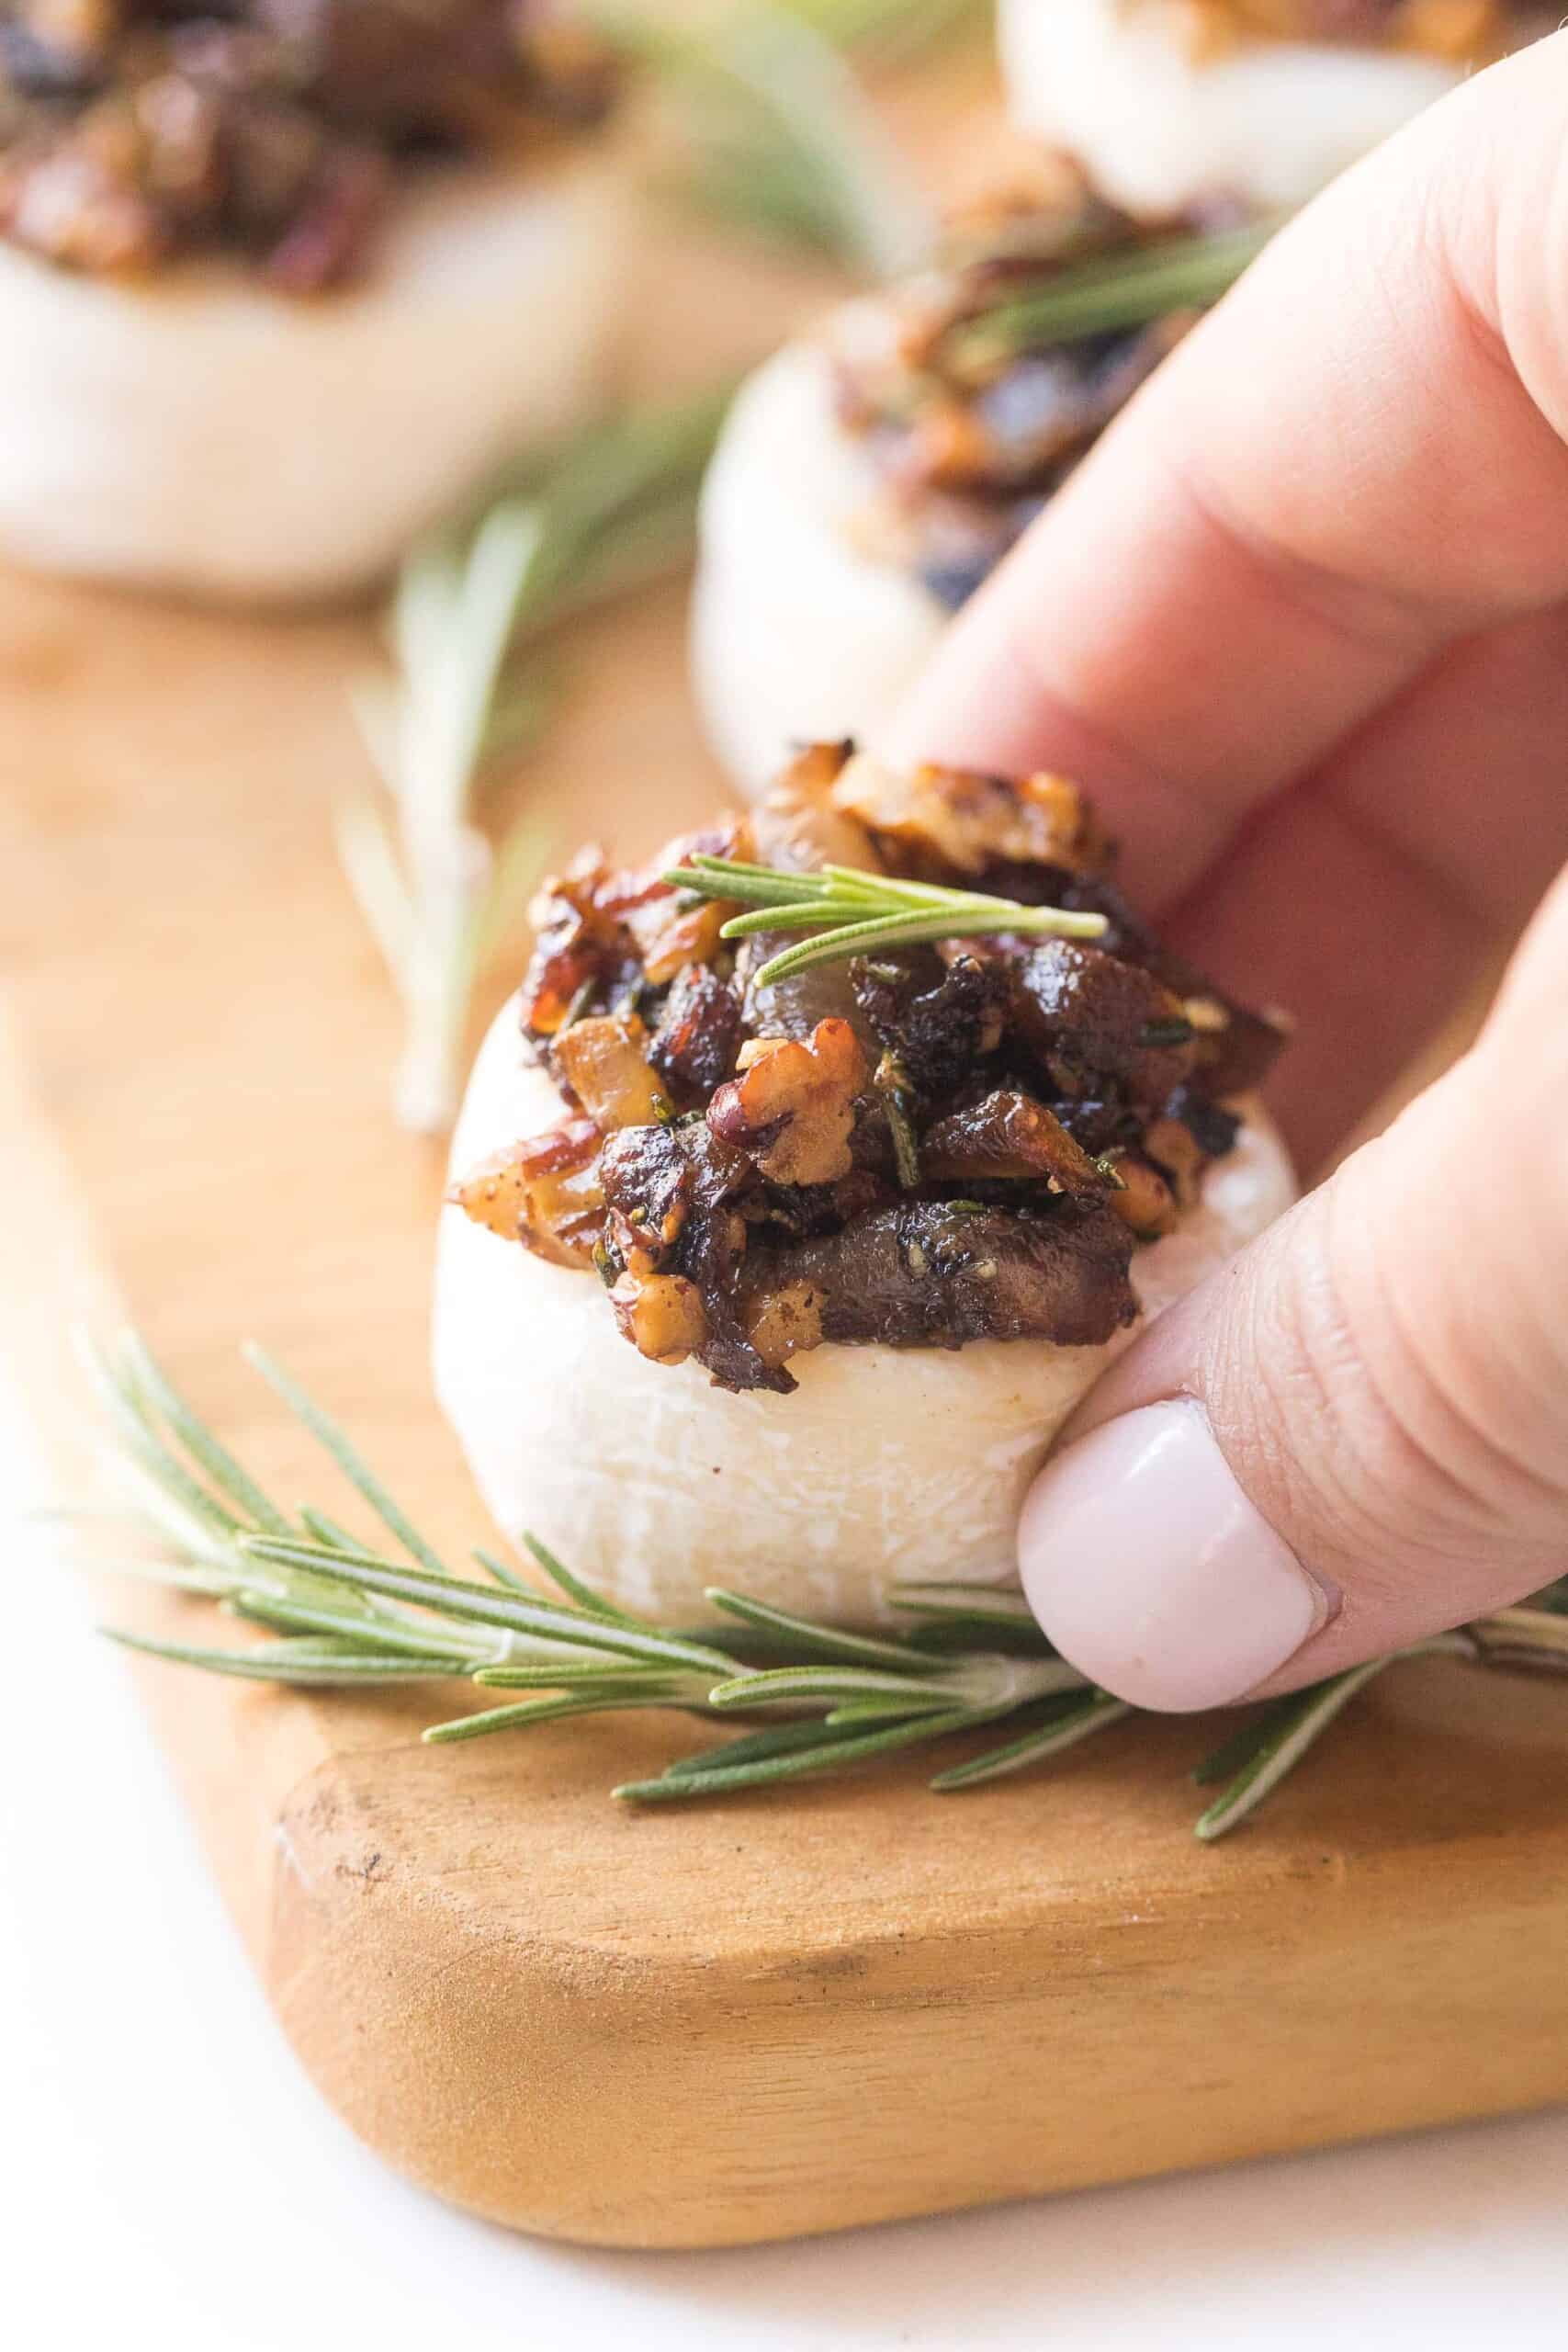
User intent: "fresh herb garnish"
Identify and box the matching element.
[341,387,734,1133]
[595,0,931,278]
[945,217,1279,378]
[662,853,1109,987]
[78,1333,1568,1843]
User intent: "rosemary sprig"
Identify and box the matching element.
[342,388,733,1133]
[73,1333,1568,1844]
[945,217,1280,378]
[663,852,1109,985]
[596,0,931,278]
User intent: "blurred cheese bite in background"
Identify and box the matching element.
[693,151,1268,796]
[0,0,635,599]
[997,0,1545,213]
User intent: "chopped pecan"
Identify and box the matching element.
[742,1280,828,1373]
[1107,1155,1179,1240]
[610,1270,709,1367]
[707,1019,868,1187]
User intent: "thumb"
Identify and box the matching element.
[1017,876,1568,1712]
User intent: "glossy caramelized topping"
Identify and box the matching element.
[452,746,1288,1396]
[0,0,616,286]
[1173,0,1523,63]
[829,155,1253,611]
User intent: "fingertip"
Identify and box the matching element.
[1017,1398,1331,1713]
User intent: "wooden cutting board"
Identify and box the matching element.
[4,59,1566,2248]
[6,557,1567,2251]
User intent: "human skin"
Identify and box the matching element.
[883,39,1568,1711]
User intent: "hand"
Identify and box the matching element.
[885,40,1568,1712]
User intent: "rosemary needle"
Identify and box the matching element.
[599,0,931,279]
[342,387,735,1134]
[662,853,1108,986]
[75,1330,1568,1844]
[945,218,1280,378]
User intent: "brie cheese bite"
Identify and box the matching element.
[0,1,632,598]
[435,744,1296,1624]
[693,159,1260,797]
[997,0,1543,214]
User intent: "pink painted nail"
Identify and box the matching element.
[1016,1399,1331,1713]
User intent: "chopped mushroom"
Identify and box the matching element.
[552,1012,669,1132]
[853,952,1011,1102]
[597,1121,696,1261]
[742,1201,1137,1351]
[649,963,744,1102]
[1012,939,1198,1108]
[922,1089,1112,1197]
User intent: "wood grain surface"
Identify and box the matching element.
[3,50,1564,2252]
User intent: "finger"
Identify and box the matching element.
[1013,867,1568,1712]
[880,38,1568,911]
[1160,601,1568,1170]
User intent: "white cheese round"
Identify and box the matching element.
[433,999,1297,1625]
[690,331,946,799]
[997,0,1460,214]
[0,136,634,602]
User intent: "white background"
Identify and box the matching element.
[7,1423,1568,2352]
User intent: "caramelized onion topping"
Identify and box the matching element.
[0,2,620,286]
[455,746,1287,1393]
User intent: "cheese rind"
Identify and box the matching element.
[998,0,1461,213]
